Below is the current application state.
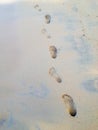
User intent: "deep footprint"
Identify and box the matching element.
[49,67,62,83]
[49,46,57,59]
[45,14,51,24]
[62,94,77,117]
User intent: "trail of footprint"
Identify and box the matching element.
[45,14,51,24]
[62,94,77,117]
[40,7,78,119]
[49,67,62,83]
[41,28,51,39]
[49,45,57,59]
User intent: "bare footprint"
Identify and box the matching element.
[62,94,77,117]
[34,4,42,12]
[49,67,62,83]
[41,28,51,39]
[45,14,51,24]
[41,28,47,34]
[49,46,57,59]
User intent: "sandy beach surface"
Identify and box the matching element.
[0,0,98,130]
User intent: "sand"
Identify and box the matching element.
[0,0,98,130]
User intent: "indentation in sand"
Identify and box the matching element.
[49,67,62,83]
[62,94,77,117]
[49,46,57,59]
[45,15,51,24]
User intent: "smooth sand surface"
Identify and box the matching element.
[0,0,98,130]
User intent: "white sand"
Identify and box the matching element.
[0,0,98,130]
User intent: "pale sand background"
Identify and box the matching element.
[0,0,98,130]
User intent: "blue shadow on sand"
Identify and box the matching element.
[28,83,50,99]
[0,112,27,130]
[82,78,98,93]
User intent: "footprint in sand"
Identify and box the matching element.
[49,45,57,59]
[34,4,42,12]
[45,14,51,24]
[41,28,51,39]
[49,67,62,83]
[62,94,77,117]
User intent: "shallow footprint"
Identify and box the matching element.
[49,46,57,59]
[34,4,42,12]
[45,14,51,24]
[41,28,51,39]
[49,67,62,83]
[62,94,77,117]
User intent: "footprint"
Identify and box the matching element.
[62,94,77,117]
[41,28,51,39]
[45,14,51,24]
[49,67,62,83]
[41,28,47,34]
[34,4,42,12]
[49,46,57,59]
